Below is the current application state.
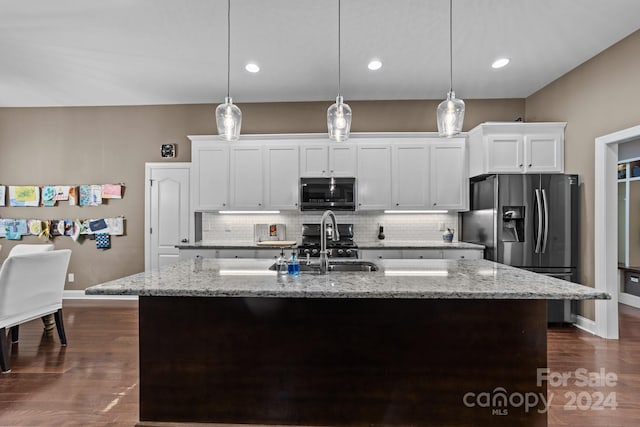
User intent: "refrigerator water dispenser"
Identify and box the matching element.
[502,206,525,242]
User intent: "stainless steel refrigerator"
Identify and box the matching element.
[460,174,579,323]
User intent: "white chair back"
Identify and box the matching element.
[0,250,71,329]
[8,244,54,257]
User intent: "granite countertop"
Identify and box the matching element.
[85,258,609,300]
[177,241,297,249]
[177,240,484,250]
[357,241,484,250]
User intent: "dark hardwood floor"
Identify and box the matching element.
[1,300,639,426]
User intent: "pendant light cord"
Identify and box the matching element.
[227,0,231,99]
[449,0,453,93]
[337,0,341,97]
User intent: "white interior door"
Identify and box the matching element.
[145,163,191,271]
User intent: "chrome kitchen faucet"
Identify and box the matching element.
[319,210,340,274]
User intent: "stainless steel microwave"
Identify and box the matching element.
[299,177,356,211]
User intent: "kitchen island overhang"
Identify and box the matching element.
[86,259,609,427]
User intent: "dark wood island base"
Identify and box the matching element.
[138,297,547,426]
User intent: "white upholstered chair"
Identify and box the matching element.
[0,250,72,373]
[8,243,54,257]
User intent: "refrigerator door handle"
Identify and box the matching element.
[535,189,543,253]
[542,188,549,253]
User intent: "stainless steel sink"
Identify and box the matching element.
[269,260,379,273]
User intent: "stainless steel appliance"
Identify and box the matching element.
[460,174,579,323]
[298,223,358,258]
[300,177,356,211]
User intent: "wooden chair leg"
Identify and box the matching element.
[53,309,67,346]
[0,328,10,373]
[10,326,19,343]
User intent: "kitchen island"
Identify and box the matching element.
[86,259,608,427]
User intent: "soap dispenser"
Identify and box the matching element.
[377,224,385,240]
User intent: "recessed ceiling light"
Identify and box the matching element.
[368,60,382,71]
[491,58,510,69]
[245,63,260,73]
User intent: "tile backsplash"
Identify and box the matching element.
[200,212,459,243]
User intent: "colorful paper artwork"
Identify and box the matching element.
[105,217,124,235]
[79,185,103,206]
[41,186,57,206]
[89,218,108,232]
[9,186,40,207]
[54,186,71,201]
[79,185,91,206]
[95,233,111,249]
[0,185,5,206]
[101,184,122,199]
[28,219,42,235]
[68,187,77,206]
[4,219,28,240]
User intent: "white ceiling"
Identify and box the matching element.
[1,0,639,107]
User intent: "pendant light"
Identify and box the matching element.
[327,0,352,142]
[216,0,242,141]
[436,0,465,137]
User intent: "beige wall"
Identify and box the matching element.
[525,29,640,319]
[0,99,524,290]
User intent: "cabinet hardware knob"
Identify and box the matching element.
[222,203,226,206]
[519,164,523,167]
[181,239,188,243]
[330,170,334,173]
[396,203,399,206]
[433,203,436,206]
[359,203,362,206]
[528,164,532,167]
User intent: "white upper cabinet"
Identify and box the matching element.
[264,144,299,210]
[430,140,467,210]
[300,143,357,177]
[486,134,523,173]
[524,133,563,173]
[468,122,566,177]
[392,142,430,209]
[230,145,263,209]
[357,143,392,210]
[190,140,229,210]
[190,134,469,214]
[328,145,357,176]
[299,144,328,176]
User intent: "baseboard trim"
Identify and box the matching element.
[619,291,640,309]
[573,314,597,335]
[63,290,138,301]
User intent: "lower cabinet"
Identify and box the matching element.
[360,248,483,260]
[442,249,483,260]
[179,248,282,260]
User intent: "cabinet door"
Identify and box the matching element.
[392,144,429,209]
[359,249,403,260]
[191,144,229,210]
[230,146,264,209]
[329,145,357,176]
[300,145,329,177]
[430,142,467,210]
[357,144,392,210]
[264,145,299,210]
[486,135,524,173]
[401,249,443,259]
[524,134,563,173]
[216,249,258,258]
[442,249,483,260]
